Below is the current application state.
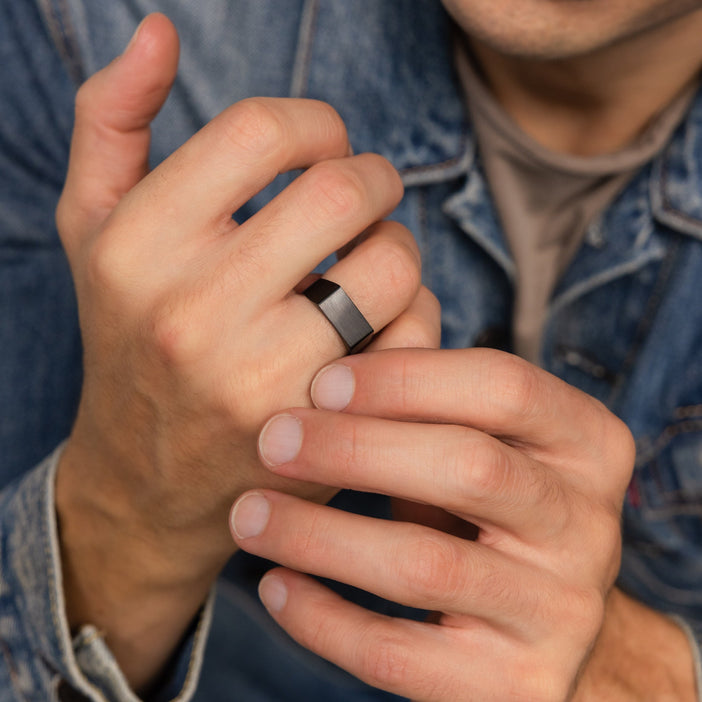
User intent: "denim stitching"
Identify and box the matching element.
[37,0,85,86]
[398,132,471,178]
[624,555,702,606]
[399,21,471,180]
[676,405,702,420]
[72,629,105,650]
[43,453,109,702]
[417,186,429,277]
[290,0,319,99]
[176,590,215,700]
[290,0,471,181]
[608,236,682,407]
[651,127,702,239]
[632,417,702,515]
[636,418,702,468]
[0,637,29,701]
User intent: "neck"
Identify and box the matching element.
[468,10,702,156]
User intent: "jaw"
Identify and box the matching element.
[440,0,702,60]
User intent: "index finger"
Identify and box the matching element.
[116,97,352,245]
[310,348,633,466]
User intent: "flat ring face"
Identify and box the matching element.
[303,279,374,354]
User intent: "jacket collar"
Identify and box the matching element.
[293,0,702,267]
[551,86,702,310]
[291,0,510,270]
[650,87,702,241]
[291,0,472,183]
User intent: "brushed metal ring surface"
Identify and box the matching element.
[303,278,374,354]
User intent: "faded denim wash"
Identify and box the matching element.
[1,1,701,700]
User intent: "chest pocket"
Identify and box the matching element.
[621,407,702,613]
[635,408,702,512]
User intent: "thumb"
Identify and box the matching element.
[57,13,179,251]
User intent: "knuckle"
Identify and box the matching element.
[552,503,621,587]
[225,223,272,282]
[150,298,203,368]
[588,507,623,581]
[360,152,404,196]
[73,79,98,124]
[577,396,636,500]
[73,79,118,149]
[220,98,287,161]
[458,430,509,498]
[489,353,543,423]
[331,419,361,482]
[308,99,349,144]
[356,624,447,701]
[305,160,368,221]
[526,465,567,530]
[296,598,336,654]
[558,585,605,650]
[603,413,636,491]
[371,236,422,298]
[399,287,442,348]
[418,285,442,318]
[392,354,430,417]
[288,507,332,563]
[84,230,125,292]
[358,630,412,690]
[401,529,463,602]
[447,427,538,515]
[388,311,437,349]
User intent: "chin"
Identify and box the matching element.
[440,0,702,59]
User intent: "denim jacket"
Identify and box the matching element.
[1,1,701,700]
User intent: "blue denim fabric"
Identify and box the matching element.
[1,0,701,700]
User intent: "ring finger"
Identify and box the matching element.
[288,219,423,356]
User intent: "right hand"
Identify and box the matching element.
[54,14,437,690]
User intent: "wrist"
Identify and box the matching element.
[574,588,697,701]
[55,438,225,691]
[57,429,239,579]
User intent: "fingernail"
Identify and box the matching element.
[230,492,270,539]
[311,364,355,411]
[259,573,288,614]
[258,414,303,466]
[124,18,146,53]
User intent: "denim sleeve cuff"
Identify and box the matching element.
[0,444,214,701]
[669,615,702,702]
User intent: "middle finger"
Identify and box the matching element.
[230,152,404,300]
[255,409,568,541]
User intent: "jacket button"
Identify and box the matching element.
[473,326,511,351]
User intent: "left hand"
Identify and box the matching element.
[230,347,636,701]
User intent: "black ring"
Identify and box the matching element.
[303,279,374,354]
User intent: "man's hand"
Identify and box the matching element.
[573,588,696,701]
[230,348,641,701]
[54,14,438,693]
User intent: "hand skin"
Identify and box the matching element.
[573,588,696,702]
[232,348,693,701]
[54,14,440,694]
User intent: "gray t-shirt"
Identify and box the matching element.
[456,45,697,363]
